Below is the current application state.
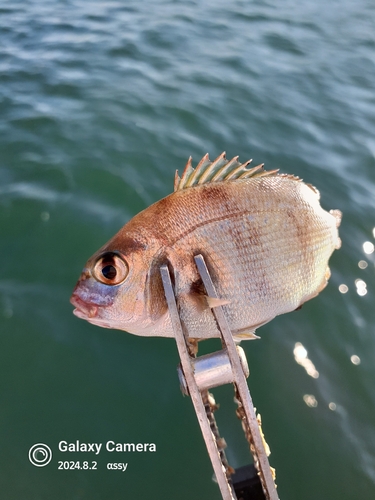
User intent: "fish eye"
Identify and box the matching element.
[93,252,128,285]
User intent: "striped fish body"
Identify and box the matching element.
[71,154,341,340]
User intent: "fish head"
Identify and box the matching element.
[70,231,169,335]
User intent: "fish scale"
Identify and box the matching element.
[71,153,341,340]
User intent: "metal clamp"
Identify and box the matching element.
[160,255,279,500]
[178,346,249,395]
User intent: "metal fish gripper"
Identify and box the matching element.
[160,255,280,500]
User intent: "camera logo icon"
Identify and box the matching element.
[28,443,52,467]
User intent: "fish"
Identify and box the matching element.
[70,152,342,340]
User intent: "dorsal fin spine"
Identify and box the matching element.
[185,153,210,188]
[197,152,227,185]
[257,169,279,177]
[179,156,193,188]
[224,159,253,180]
[174,153,279,191]
[174,170,180,192]
[211,156,240,181]
[237,164,264,179]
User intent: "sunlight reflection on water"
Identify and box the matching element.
[293,342,319,379]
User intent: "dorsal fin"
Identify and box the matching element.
[174,152,279,192]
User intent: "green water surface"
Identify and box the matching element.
[1,1,374,499]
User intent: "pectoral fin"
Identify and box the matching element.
[205,296,231,309]
[179,292,230,313]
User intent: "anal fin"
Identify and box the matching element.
[233,330,261,342]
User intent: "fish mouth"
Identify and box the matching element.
[70,294,99,319]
